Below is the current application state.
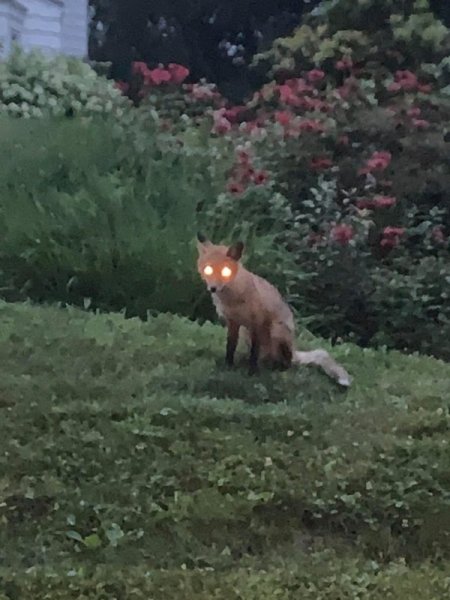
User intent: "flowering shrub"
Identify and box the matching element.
[188,0,450,357]
[0,47,127,118]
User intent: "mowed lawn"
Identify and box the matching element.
[0,301,450,599]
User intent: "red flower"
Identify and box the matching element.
[338,135,350,146]
[330,224,354,245]
[306,69,325,83]
[310,156,333,170]
[227,182,245,195]
[167,63,189,84]
[148,67,171,85]
[252,170,269,185]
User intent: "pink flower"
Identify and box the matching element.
[396,70,419,91]
[224,106,245,123]
[278,84,300,106]
[190,83,218,101]
[227,182,245,195]
[359,151,392,175]
[302,97,331,112]
[307,69,326,83]
[338,135,350,146]
[418,83,432,94]
[310,156,333,170]
[381,226,405,249]
[285,78,314,94]
[375,196,396,208]
[412,118,430,129]
[148,67,171,85]
[431,226,446,244]
[387,82,402,93]
[356,196,396,210]
[407,107,421,118]
[242,121,260,134]
[167,63,189,84]
[383,226,405,237]
[236,148,251,164]
[132,62,149,76]
[275,111,293,126]
[212,109,232,135]
[330,224,354,245]
[336,57,353,71]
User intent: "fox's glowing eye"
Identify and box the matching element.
[221,266,233,278]
[203,265,214,276]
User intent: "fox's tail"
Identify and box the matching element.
[293,349,352,387]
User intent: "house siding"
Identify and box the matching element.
[0,0,88,59]
[61,0,88,57]
[21,0,62,54]
[0,0,27,57]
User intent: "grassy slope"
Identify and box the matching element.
[0,301,450,599]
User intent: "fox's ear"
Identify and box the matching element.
[196,232,211,254]
[226,241,244,261]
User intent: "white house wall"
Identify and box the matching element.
[0,0,88,59]
[21,0,62,54]
[0,0,27,57]
[61,0,87,58]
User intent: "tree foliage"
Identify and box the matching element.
[89,0,320,99]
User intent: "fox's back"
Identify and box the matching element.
[214,267,295,333]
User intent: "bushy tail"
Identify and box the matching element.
[293,349,351,387]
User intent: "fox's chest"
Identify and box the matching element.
[212,291,256,328]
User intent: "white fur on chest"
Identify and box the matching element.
[212,293,226,320]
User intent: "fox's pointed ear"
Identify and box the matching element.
[196,232,210,254]
[227,241,244,261]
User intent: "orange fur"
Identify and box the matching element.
[197,236,351,385]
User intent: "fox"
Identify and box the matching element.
[196,233,351,386]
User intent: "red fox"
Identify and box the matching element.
[196,234,351,386]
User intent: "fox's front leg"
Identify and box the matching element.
[225,320,240,367]
[248,331,260,375]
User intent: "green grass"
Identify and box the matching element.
[0,301,450,599]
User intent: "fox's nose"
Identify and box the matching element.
[209,286,217,293]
